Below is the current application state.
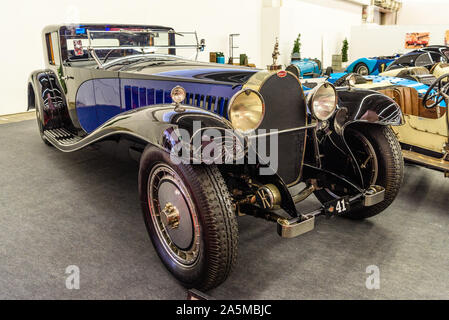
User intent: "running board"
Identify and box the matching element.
[44,128,82,146]
[402,149,449,174]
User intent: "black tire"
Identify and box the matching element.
[354,62,369,75]
[138,145,238,291]
[314,125,403,219]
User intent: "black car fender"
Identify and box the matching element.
[44,104,245,163]
[28,69,70,131]
[318,88,403,188]
[333,87,403,134]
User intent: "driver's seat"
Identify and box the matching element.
[378,87,420,116]
[378,86,441,119]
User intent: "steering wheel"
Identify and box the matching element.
[422,73,449,109]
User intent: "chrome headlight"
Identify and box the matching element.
[171,86,186,104]
[308,82,337,121]
[228,89,265,132]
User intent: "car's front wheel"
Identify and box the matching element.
[138,146,238,291]
[314,125,403,219]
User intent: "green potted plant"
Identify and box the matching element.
[341,38,349,64]
[292,33,301,61]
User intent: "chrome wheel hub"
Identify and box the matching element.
[147,163,201,267]
[160,202,180,229]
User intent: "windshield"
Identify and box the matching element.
[415,53,435,67]
[59,26,202,66]
[386,51,448,71]
[417,52,448,66]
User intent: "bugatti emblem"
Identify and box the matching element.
[277,70,287,78]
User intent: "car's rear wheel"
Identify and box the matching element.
[138,145,238,291]
[354,62,369,75]
[314,125,403,219]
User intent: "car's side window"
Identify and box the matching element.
[45,32,60,66]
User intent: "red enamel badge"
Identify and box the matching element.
[277,70,287,78]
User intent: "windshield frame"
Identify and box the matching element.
[59,26,204,68]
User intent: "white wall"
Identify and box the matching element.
[349,0,449,61]
[398,0,449,25]
[350,24,449,59]
[277,0,362,68]
[0,0,262,115]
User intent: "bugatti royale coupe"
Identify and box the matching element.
[28,24,404,290]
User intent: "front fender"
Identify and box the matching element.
[46,104,240,164]
[334,88,403,135]
[318,88,403,188]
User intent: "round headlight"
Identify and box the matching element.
[171,86,186,104]
[309,82,337,121]
[228,89,265,132]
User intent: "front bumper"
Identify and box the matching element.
[277,185,385,238]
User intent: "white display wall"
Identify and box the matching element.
[350,24,449,60]
[277,0,362,69]
[0,0,263,116]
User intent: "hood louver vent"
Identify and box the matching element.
[124,86,229,117]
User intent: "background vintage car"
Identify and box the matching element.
[27,24,404,291]
[289,57,324,78]
[345,55,399,75]
[379,45,449,85]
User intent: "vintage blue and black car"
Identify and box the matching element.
[288,57,323,78]
[345,55,399,75]
[28,24,404,290]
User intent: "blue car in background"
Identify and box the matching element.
[288,57,322,78]
[346,55,399,75]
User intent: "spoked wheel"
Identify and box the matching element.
[314,125,403,219]
[139,146,238,291]
[147,163,201,267]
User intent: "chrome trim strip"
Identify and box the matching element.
[246,124,317,139]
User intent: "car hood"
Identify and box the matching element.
[108,58,260,85]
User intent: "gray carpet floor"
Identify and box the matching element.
[0,119,448,299]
